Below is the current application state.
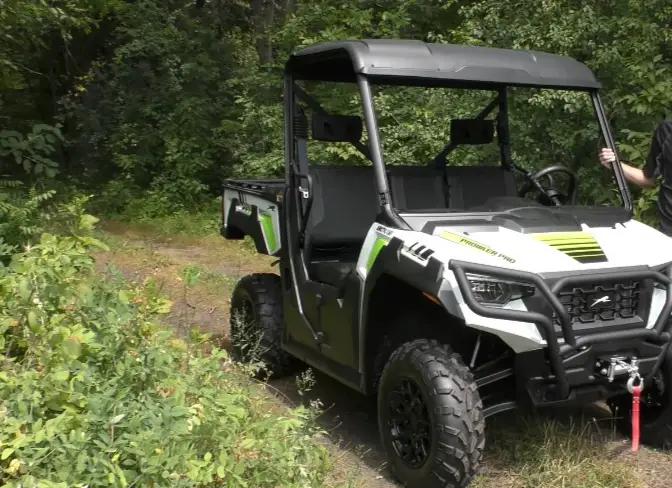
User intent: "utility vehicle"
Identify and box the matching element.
[222,39,672,487]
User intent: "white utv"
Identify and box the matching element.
[221,39,672,487]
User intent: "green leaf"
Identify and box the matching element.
[118,290,129,304]
[79,236,109,251]
[216,465,225,478]
[79,214,99,230]
[109,414,126,425]
[63,337,81,358]
[154,298,172,314]
[233,460,245,475]
[1,448,14,460]
[27,310,39,331]
[54,370,70,381]
[240,438,255,449]
[18,278,31,301]
[170,406,190,418]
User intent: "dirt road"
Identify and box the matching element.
[94,220,672,488]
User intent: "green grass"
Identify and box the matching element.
[472,413,642,488]
[115,201,221,238]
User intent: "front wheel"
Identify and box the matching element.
[377,339,485,488]
[608,355,672,449]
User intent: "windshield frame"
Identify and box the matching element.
[357,75,633,225]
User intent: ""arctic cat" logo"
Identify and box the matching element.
[589,294,613,309]
[590,295,611,308]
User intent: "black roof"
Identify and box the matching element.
[286,39,601,90]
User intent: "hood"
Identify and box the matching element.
[420,217,672,274]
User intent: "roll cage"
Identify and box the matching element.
[282,39,633,230]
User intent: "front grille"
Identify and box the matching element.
[552,280,643,327]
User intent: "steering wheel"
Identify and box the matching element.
[518,164,578,206]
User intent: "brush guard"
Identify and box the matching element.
[449,260,672,401]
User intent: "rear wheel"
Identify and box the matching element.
[377,339,485,488]
[228,273,296,379]
[608,356,672,449]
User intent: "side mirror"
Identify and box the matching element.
[450,119,495,145]
[311,113,363,143]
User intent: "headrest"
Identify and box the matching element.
[450,119,495,145]
[311,113,363,143]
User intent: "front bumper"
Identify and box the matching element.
[449,259,672,401]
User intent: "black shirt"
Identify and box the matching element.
[642,120,672,237]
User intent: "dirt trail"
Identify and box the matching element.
[95,220,672,488]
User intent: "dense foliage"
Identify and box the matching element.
[0,0,670,224]
[0,196,331,488]
[1,11,334,482]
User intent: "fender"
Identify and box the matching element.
[357,236,458,389]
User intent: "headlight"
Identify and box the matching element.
[466,273,535,307]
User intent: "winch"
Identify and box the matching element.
[597,356,644,451]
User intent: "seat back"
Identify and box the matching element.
[387,165,448,211]
[304,165,380,251]
[444,165,518,209]
[302,164,518,254]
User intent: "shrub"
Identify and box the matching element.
[0,201,331,487]
[0,182,56,263]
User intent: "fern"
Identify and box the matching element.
[0,181,57,262]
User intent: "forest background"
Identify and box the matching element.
[1,1,671,486]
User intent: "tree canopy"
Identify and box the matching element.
[1,0,670,224]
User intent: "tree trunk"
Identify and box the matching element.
[252,0,275,65]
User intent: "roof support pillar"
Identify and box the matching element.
[357,74,410,229]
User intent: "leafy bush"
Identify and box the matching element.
[0,202,331,487]
[0,125,70,263]
[0,125,63,179]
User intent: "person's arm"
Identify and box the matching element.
[599,148,657,188]
[619,161,657,187]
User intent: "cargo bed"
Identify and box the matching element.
[221,178,285,256]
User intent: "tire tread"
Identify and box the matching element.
[379,338,485,487]
[229,272,295,378]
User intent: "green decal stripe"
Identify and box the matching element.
[259,212,277,253]
[559,246,603,252]
[531,231,607,263]
[366,237,387,272]
[535,238,596,244]
[550,243,603,250]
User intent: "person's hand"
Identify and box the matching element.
[599,147,616,168]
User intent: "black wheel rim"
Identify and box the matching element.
[387,377,432,469]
